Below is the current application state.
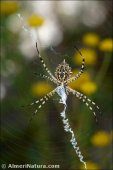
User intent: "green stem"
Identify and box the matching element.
[95,53,112,88]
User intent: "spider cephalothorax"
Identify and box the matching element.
[55,59,72,84]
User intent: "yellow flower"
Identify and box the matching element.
[31,81,53,96]
[28,15,44,27]
[91,131,112,147]
[80,161,100,170]
[69,70,91,90]
[73,48,97,65]
[99,38,113,52]
[1,1,20,16]
[80,81,97,95]
[82,33,100,47]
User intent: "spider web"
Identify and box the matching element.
[1,46,112,170]
[1,3,112,170]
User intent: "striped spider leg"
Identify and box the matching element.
[66,86,101,122]
[36,42,59,84]
[22,73,57,109]
[29,88,57,123]
[33,73,58,85]
[66,46,85,84]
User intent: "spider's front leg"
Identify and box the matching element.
[66,86,101,122]
[36,42,58,83]
[67,46,85,84]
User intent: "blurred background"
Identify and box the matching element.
[1,1,113,170]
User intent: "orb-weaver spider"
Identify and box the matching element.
[28,42,100,123]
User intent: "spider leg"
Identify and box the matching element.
[22,88,57,108]
[33,72,58,85]
[67,46,85,84]
[28,88,57,123]
[67,86,101,122]
[36,42,57,82]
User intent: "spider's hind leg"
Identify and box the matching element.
[28,88,57,124]
[67,86,101,122]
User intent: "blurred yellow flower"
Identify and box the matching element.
[80,161,100,170]
[1,1,20,16]
[99,38,113,52]
[69,70,91,90]
[91,131,112,147]
[28,15,44,27]
[31,81,53,96]
[73,49,97,65]
[80,81,97,95]
[82,33,100,47]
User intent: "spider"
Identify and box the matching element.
[28,42,100,123]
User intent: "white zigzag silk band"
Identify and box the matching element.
[56,85,87,170]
